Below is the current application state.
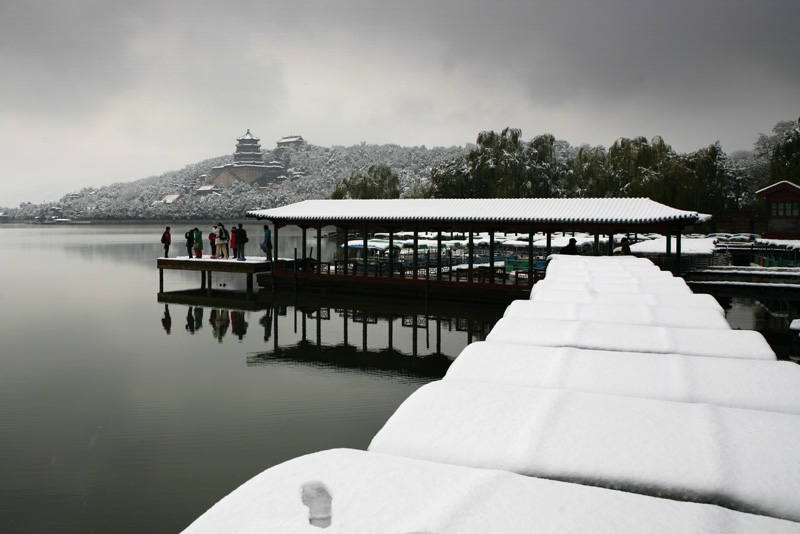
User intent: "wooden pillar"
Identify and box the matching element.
[200,271,206,290]
[413,223,419,280]
[247,272,253,296]
[343,227,349,276]
[593,226,600,256]
[207,271,212,296]
[388,229,394,279]
[362,223,368,277]
[529,223,535,286]
[676,230,683,276]
[159,268,164,293]
[316,222,322,274]
[489,230,495,284]
[665,231,672,272]
[468,224,474,283]
[274,225,280,269]
[301,226,307,258]
[437,229,442,281]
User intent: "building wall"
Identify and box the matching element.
[209,165,270,188]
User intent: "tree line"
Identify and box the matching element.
[331,119,800,216]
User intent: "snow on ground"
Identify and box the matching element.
[368,381,800,522]
[531,277,692,295]
[546,255,661,272]
[504,300,730,329]
[542,269,679,284]
[630,236,717,255]
[446,342,800,414]
[160,256,269,264]
[756,238,800,250]
[486,317,775,359]
[530,286,723,309]
[181,449,800,534]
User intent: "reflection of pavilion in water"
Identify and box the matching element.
[158,289,505,377]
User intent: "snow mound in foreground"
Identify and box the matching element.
[369,381,800,522]
[181,449,800,533]
[447,342,800,414]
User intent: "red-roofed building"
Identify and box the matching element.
[756,181,800,238]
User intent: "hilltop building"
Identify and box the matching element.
[275,135,306,157]
[209,130,277,188]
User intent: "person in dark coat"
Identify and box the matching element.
[160,227,171,257]
[620,237,632,255]
[263,224,273,263]
[185,229,195,258]
[561,237,578,255]
[235,224,248,261]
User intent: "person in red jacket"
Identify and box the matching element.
[160,227,171,257]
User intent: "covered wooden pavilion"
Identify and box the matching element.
[247,198,707,300]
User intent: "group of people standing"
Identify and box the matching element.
[160,223,250,261]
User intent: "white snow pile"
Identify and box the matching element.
[531,277,692,295]
[530,285,724,308]
[545,254,661,273]
[446,342,800,414]
[486,317,775,359]
[368,380,800,522]
[182,255,800,532]
[630,236,718,255]
[504,300,731,329]
[181,448,800,533]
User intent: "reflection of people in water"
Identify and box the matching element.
[213,309,230,342]
[231,311,248,340]
[185,306,204,333]
[259,308,273,342]
[208,309,217,336]
[161,304,172,334]
[186,307,195,333]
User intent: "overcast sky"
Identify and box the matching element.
[1,0,797,207]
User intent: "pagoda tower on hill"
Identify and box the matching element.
[209,130,279,188]
[233,129,266,165]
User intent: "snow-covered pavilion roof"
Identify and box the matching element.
[247,198,704,227]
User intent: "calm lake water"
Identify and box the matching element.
[1,223,797,533]
[0,223,502,533]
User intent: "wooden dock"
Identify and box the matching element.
[157,257,272,297]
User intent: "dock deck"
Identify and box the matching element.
[157,257,272,297]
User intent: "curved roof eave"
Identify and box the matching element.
[247,198,702,227]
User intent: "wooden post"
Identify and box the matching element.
[343,227,349,276]
[316,222,322,274]
[247,272,253,297]
[468,224,474,283]
[274,225,280,268]
[159,268,164,293]
[437,229,442,281]
[301,227,307,258]
[665,231,672,272]
[489,230,495,284]
[413,223,419,280]
[363,223,368,277]
[594,226,600,256]
[388,229,394,279]
[207,271,212,296]
[676,230,683,275]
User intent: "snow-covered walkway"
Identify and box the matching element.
[182,254,800,532]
